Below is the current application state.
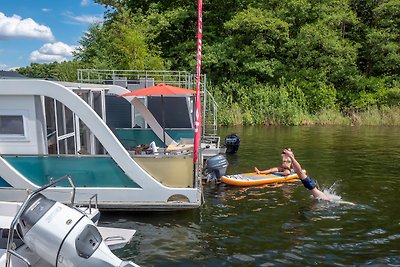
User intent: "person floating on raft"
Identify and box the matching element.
[282,148,330,200]
[254,151,292,176]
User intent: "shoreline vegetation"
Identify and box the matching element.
[211,82,400,126]
[217,105,400,126]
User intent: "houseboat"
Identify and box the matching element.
[0,79,202,211]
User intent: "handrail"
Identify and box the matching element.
[68,177,76,206]
[77,69,195,88]
[89,194,98,214]
[7,250,31,267]
[73,193,97,215]
[5,175,73,267]
[49,175,76,206]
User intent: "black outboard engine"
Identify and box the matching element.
[225,133,240,154]
[205,154,229,182]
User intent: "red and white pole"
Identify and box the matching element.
[193,0,203,164]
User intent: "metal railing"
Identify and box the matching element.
[77,69,194,89]
[202,90,218,136]
[77,69,218,137]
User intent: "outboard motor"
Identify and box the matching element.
[205,154,229,182]
[17,193,136,267]
[224,133,240,154]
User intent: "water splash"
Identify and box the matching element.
[319,181,355,205]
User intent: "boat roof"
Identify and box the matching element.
[0,78,125,94]
[0,71,27,79]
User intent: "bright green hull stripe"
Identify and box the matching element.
[4,156,140,188]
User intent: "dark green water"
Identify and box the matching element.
[102,126,400,266]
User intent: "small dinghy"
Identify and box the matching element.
[221,172,302,187]
[0,175,139,267]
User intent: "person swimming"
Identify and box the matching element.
[282,148,330,200]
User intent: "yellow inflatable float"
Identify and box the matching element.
[221,171,303,187]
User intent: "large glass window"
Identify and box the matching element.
[43,91,108,156]
[0,115,24,136]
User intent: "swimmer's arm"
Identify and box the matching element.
[283,150,307,179]
[283,149,330,200]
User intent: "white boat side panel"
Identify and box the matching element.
[0,187,202,208]
[34,95,48,154]
[0,95,45,154]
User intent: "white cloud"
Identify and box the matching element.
[39,42,76,57]
[0,12,54,41]
[81,0,91,6]
[72,15,102,24]
[64,11,103,24]
[7,66,19,71]
[41,8,51,12]
[30,51,67,62]
[0,64,18,71]
[29,42,78,63]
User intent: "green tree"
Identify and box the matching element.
[17,62,57,79]
[205,7,290,85]
[365,0,400,78]
[283,0,361,111]
[74,7,166,70]
[17,61,83,81]
[53,60,83,82]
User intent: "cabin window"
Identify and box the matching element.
[0,115,25,136]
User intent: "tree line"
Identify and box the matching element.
[17,0,400,125]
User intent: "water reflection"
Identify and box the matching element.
[107,126,400,266]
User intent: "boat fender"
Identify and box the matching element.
[301,176,317,190]
[150,141,159,155]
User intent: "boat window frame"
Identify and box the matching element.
[0,109,29,141]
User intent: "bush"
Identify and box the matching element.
[209,81,309,125]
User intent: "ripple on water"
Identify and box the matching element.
[366,228,387,236]
[228,254,255,263]
[281,222,312,230]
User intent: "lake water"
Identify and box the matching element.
[101,126,400,266]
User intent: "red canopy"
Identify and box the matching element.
[120,83,196,97]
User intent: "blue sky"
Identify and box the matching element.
[0,0,106,70]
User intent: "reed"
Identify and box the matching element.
[218,102,243,126]
[353,106,400,126]
[312,109,351,125]
[217,106,400,126]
